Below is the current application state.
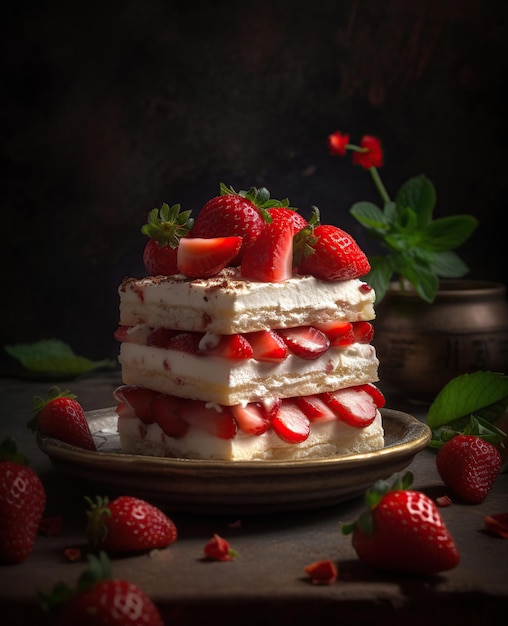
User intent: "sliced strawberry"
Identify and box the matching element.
[313,321,355,346]
[177,236,243,279]
[191,184,293,264]
[113,386,159,424]
[183,401,238,439]
[167,332,202,353]
[151,394,189,438]
[113,324,150,344]
[277,326,330,359]
[240,217,294,282]
[356,383,386,408]
[296,395,337,422]
[246,330,288,361]
[115,401,135,420]
[320,387,377,428]
[352,321,375,343]
[147,327,178,348]
[271,400,310,443]
[230,402,272,435]
[198,333,254,359]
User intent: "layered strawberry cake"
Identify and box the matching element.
[113,185,385,461]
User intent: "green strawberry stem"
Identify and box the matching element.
[341,471,414,536]
[85,496,113,548]
[219,182,295,223]
[28,386,77,432]
[39,551,112,615]
[141,203,194,247]
[0,437,29,465]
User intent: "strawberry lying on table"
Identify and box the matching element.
[0,438,46,564]
[29,386,96,451]
[42,551,164,626]
[86,495,178,554]
[341,471,460,575]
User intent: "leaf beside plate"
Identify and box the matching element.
[5,340,116,376]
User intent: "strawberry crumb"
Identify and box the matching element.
[484,512,508,539]
[64,548,82,561]
[228,519,242,529]
[436,495,453,507]
[304,559,338,584]
[203,534,238,561]
[38,516,63,536]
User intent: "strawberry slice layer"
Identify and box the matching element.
[230,402,273,435]
[277,326,330,360]
[320,388,377,427]
[115,384,383,444]
[113,386,160,424]
[246,329,288,362]
[271,400,310,443]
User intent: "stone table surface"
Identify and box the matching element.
[0,372,507,626]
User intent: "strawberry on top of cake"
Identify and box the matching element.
[114,184,385,461]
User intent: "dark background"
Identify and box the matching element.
[2,0,507,363]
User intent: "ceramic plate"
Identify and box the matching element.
[38,407,431,515]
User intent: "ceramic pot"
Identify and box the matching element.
[373,280,508,403]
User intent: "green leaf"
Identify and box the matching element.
[390,254,439,302]
[427,372,508,429]
[5,340,116,375]
[365,256,394,303]
[395,175,436,226]
[419,215,478,251]
[430,251,470,278]
[350,201,388,231]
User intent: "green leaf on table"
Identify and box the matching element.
[427,371,508,429]
[5,340,116,376]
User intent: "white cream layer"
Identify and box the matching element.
[119,269,376,335]
[119,342,379,405]
[118,410,384,461]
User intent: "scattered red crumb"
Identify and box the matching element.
[304,559,338,585]
[64,548,82,562]
[228,519,242,529]
[484,512,508,539]
[38,516,63,536]
[436,495,453,507]
[203,534,238,561]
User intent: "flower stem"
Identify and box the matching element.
[369,167,391,205]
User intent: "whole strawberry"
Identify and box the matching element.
[43,551,164,626]
[86,495,177,553]
[297,223,371,280]
[191,183,293,264]
[142,202,194,276]
[0,438,46,564]
[342,472,460,575]
[29,386,96,450]
[436,434,502,503]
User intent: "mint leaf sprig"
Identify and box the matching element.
[426,371,508,449]
[327,132,478,303]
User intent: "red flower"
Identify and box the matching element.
[203,534,238,561]
[328,131,350,156]
[352,135,383,169]
[304,559,338,584]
